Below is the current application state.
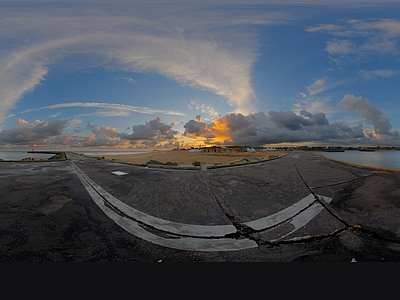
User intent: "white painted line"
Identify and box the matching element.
[72,161,237,237]
[270,202,325,242]
[244,193,331,231]
[112,171,128,176]
[72,161,334,249]
[71,161,257,251]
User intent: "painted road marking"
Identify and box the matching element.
[71,161,257,252]
[71,161,334,251]
[111,171,128,176]
[243,194,332,231]
[72,161,237,238]
[270,196,332,242]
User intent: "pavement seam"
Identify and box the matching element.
[291,156,350,229]
[70,160,259,251]
[71,161,236,238]
[198,170,262,244]
[290,154,400,244]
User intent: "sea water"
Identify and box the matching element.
[318,150,400,171]
[0,150,149,161]
[0,150,55,161]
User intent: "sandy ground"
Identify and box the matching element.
[88,150,288,165]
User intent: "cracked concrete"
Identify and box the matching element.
[1,150,400,261]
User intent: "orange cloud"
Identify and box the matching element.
[208,118,233,144]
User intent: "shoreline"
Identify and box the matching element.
[316,152,400,174]
[2,149,400,173]
[86,149,289,167]
[0,151,67,162]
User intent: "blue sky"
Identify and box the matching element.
[1,0,400,150]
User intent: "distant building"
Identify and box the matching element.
[201,146,248,153]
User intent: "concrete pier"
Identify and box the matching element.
[1,151,400,261]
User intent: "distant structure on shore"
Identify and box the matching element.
[183,145,284,153]
[180,145,400,153]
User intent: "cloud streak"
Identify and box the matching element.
[21,102,186,116]
[0,2,294,124]
[2,99,399,148]
[306,18,400,63]
[359,69,398,80]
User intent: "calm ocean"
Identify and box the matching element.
[0,150,149,161]
[318,150,400,171]
[0,150,55,161]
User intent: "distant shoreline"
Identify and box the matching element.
[316,152,400,174]
[84,149,289,168]
[0,151,67,162]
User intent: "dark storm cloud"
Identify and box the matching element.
[267,110,329,130]
[121,117,178,142]
[183,119,207,136]
[31,119,66,136]
[182,108,399,147]
[0,119,67,144]
[339,94,393,135]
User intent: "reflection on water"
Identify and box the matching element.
[319,150,400,171]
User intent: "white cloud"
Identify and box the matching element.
[0,2,293,124]
[293,78,341,119]
[188,99,220,119]
[339,94,395,135]
[326,39,357,55]
[306,78,327,96]
[21,102,186,116]
[310,18,400,63]
[353,19,400,37]
[75,110,132,118]
[50,113,61,118]
[359,69,398,80]
[305,24,343,33]
[116,77,136,84]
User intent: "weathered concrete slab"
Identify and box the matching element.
[72,158,232,226]
[201,156,311,222]
[1,151,400,261]
[313,173,400,240]
[291,151,373,188]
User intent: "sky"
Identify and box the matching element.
[1,0,400,150]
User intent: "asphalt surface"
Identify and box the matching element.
[1,151,400,262]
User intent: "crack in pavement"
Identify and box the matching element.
[290,156,400,246]
[70,153,400,251]
[71,160,258,251]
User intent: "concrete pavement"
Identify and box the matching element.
[1,151,400,261]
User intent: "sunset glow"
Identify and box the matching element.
[1,1,400,150]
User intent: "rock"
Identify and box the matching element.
[22,157,33,161]
[49,152,67,161]
[230,158,248,164]
[246,155,260,162]
[145,159,164,165]
[165,161,178,166]
[192,161,201,166]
